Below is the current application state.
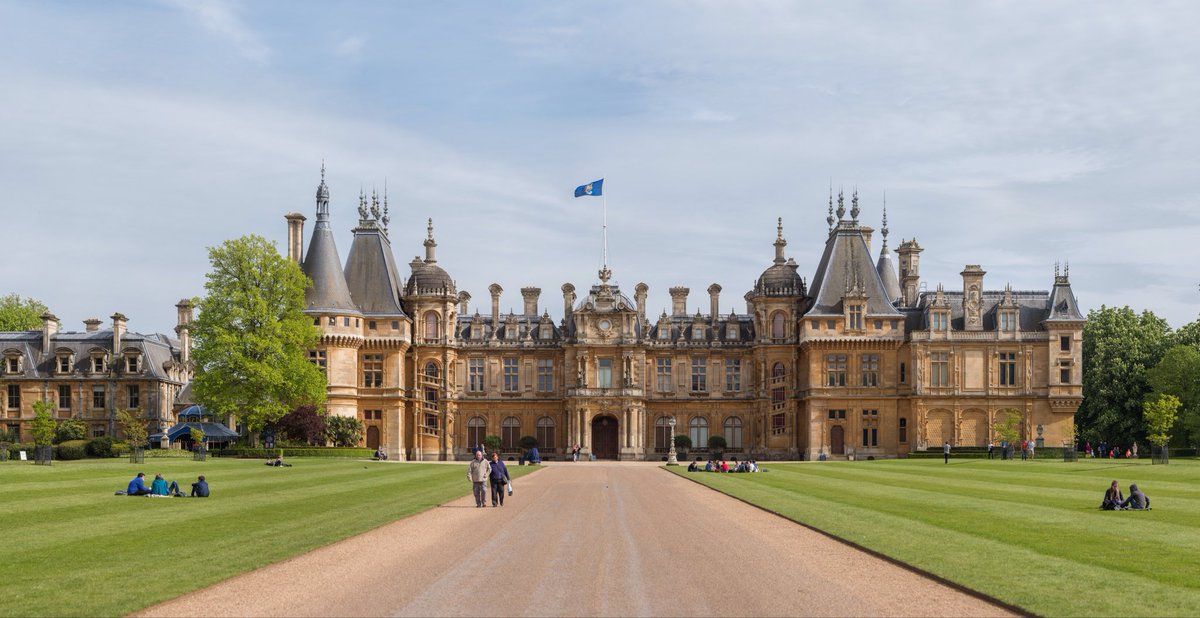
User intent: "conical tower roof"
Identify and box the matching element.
[301,168,360,314]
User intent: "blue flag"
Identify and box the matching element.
[574,179,603,198]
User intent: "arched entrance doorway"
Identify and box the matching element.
[830,425,845,455]
[591,415,619,459]
[366,426,381,450]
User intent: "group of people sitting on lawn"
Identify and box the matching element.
[1100,480,1150,510]
[687,457,758,473]
[123,472,209,497]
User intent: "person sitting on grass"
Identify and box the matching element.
[127,472,153,496]
[687,459,698,472]
[1100,480,1125,510]
[150,474,184,497]
[266,455,291,467]
[1121,483,1150,510]
[374,447,387,460]
[191,475,210,497]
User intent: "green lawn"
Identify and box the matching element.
[0,457,538,617]
[669,458,1200,617]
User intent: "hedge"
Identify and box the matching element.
[55,440,89,460]
[213,447,374,459]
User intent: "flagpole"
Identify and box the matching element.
[602,192,608,269]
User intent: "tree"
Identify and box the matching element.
[707,435,728,451]
[324,415,363,447]
[673,434,692,449]
[117,409,148,447]
[189,426,206,448]
[1147,345,1200,448]
[1173,317,1200,350]
[273,405,326,445]
[483,434,502,454]
[0,293,51,331]
[992,410,1022,448]
[1143,394,1180,448]
[1077,306,1172,446]
[31,402,56,446]
[190,235,326,435]
[54,418,88,443]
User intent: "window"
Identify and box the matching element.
[537,359,553,392]
[1000,312,1017,331]
[343,317,350,327]
[826,320,836,330]
[328,317,336,326]
[92,385,105,409]
[91,355,106,373]
[540,323,553,340]
[6,385,19,410]
[771,312,786,340]
[999,352,1016,386]
[690,357,707,392]
[860,354,879,387]
[812,321,820,330]
[656,358,672,392]
[874,319,883,330]
[391,320,400,330]
[724,417,743,449]
[501,416,520,451]
[127,385,140,409]
[125,355,140,373]
[467,416,486,448]
[655,416,673,450]
[5,357,18,373]
[848,305,863,330]
[899,418,908,443]
[861,409,878,447]
[826,354,847,387]
[363,410,383,420]
[931,351,949,387]
[368,320,376,331]
[58,355,71,374]
[899,362,906,384]
[828,409,846,420]
[692,324,705,341]
[772,387,785,405]
[467,358,485,393]
[771,413,785,434]
[308,350,327,373]
[362,354,383,387]
[891,320,899,330]
[536,416,556,450]
[58,385,71,409]
[724,358,741,392]
[772,362,786,379]
[503,357,519,392]
[1060,335,1071,352]
[597,358,613,389]
[689,417,709,448]
[424,311,439,340]
[931,312,947,331]
[726,323,738,340]
[92,428,105,438]
[1060,360,1071,384]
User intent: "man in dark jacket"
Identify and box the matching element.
[191,475,210,497]
[1121,483,1150,510]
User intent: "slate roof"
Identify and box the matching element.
[807,223,902,316]
[907,288,1064,331]
[0,330,182,379]
[344,226,407,316]
[876,245,902,303]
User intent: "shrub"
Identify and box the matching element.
[484,435,502,453]
[673,434,692,449]
[86,436,116,458]
[324,416,364,447]
[6,443,34,459]
[54,418,88,444]
[518,435,538,450]
[213,447,374,458]
[707,435,728,451]
[273,406,326,445]
[31,404,56,446]
[55,440,88,460]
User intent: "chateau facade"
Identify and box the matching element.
[292,171,1084,461]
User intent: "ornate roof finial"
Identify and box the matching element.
[1055,261,1060,278]
[427,217,434,241]
[773,217,787,264]
[1064,259,1070,279]
[382,179,390,232]
[314,163,331,225]
[850,186,860,223]
[777,216,783,241]
[357,187,368,220]
[424,218,437,263]
[880,191,889,248]
[827,180,835,231]
[370,187,381,221]
[320,159,326,183]
[836,187,845,220]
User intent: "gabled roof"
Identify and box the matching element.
[807,223,901,316]
[344,226,407,316]
[1045,275,1084,321]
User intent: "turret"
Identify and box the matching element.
[896,238,924,307]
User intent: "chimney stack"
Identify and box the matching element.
[669,286,690,317]
[175,299,193,364]
[707,284,722,327]
[83,318,102,332]
[111,313,127,358]
[562,283,576,319]
[285,213,306,264]
[41,312,58,353]
[489,284,503,335]
[634,283,649,321]
[458,291,472,315]
[520,287,541,316]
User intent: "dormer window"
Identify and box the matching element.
[999,311,1017,331]
[540,324,552,340]
[56,352,73,374]
[726,323,738,341]
[930,312,948,331]
[847,304,864,331]
[125,354,141,373]
[471,323,483,339]
[505,322,517,340]
[692,325,705,341]
[3,355,19,375]
[91,353,108,373]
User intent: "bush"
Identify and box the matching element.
[708,435,728,451]
[213,447,374,458]
[54,418,88,444]
[518,435,538,450]
[484,435,502,453]
[55,440,88,460]
[6,443,34,460]
[273,406,326,445]
[673,434,692,449]
[86,436,117,458]
[324,416,364,447]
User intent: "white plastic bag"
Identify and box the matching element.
[506,480,513,496]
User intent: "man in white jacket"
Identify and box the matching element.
[467,450,492,508]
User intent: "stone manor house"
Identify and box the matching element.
[290,171,1084,461]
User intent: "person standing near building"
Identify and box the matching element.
[943,441,951,464]
[572,443,580,462]
[467,450,491,508]
[489,452,510,507]
[987,441,994,460]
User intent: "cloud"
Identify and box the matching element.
[336,34,367,58]
[160,0,270,63]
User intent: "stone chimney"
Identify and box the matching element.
[860,226,874,253]
[520,287,541,316]
[111,313,127,357]
[897,239,924,307]
[961,264,986,331]
[669,286,690,317]
[634,283,648,321]
[458,291,472,315]
[562,283,576,319]
[41,312,58,353]
[707,284,721,327]
[285,213,306,264]
[489,284,503,335]
[175,299,193,364]
[83,318,103,332]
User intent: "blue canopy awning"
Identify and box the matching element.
[158,421,240,443]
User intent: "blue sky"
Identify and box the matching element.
[1,0,1197,335]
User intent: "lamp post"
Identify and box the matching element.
[667,416,678,466]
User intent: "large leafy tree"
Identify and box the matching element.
[1143,394,1181,448]
[191,235,325,435]
[0,293,50,331]
[1148,345,1200,448]
[1077,306,1172,446]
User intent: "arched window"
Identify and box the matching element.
[501,416,521,451]
[655,416,673,451]
[467,416,486,449]
[689,416,709,449]
[423,310,440,340]
[771,311,786,340]
[536,416,556,450]
[724,416,743,449]
[772,362,786,379]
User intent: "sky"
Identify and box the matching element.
[1,0,1198,336]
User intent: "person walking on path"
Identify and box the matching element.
[489,452,510,507]
[943,441,951,464]
[467,450,491,508]
[572,443,581,462]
